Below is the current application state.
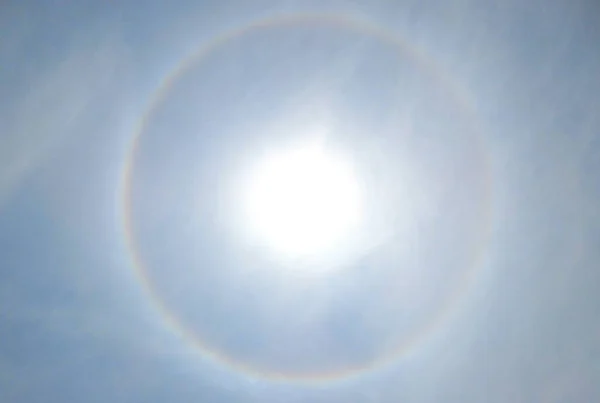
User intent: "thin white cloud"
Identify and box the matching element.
[0,31,126,206]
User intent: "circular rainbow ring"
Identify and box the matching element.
[120,12,494,386]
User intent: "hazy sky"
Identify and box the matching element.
[1,1,599,402]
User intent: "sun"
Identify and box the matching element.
[239,141,362,262]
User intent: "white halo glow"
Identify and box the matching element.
[240,142,362,262]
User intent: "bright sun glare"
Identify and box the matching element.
[241,142,362,261]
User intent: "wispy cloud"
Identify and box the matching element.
[0,29,126,207]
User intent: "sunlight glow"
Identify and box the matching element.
[241,142,362,261]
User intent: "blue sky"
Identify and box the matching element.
[1,1,599,402]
